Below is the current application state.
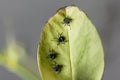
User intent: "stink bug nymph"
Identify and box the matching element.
[53,64,63,73]
[53,32,68,45]
[48,53,57,59]
[48,49,57,60]
[62,17,72,27]
[58,35,65,43]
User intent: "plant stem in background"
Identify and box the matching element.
[0,43,40,80]
[0,16,40,80]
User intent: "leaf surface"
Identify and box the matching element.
[37,6,104,80]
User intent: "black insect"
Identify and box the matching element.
[58,35,65,43]
[54,32,67,45]
[52,32,68,45]
[62,17,72,26]
[48,49,57,60]
[53,64,63,72]
[48,53,57,59]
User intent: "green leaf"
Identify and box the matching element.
[37,5,104,80]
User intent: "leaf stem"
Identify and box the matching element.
[0,53,39,80]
